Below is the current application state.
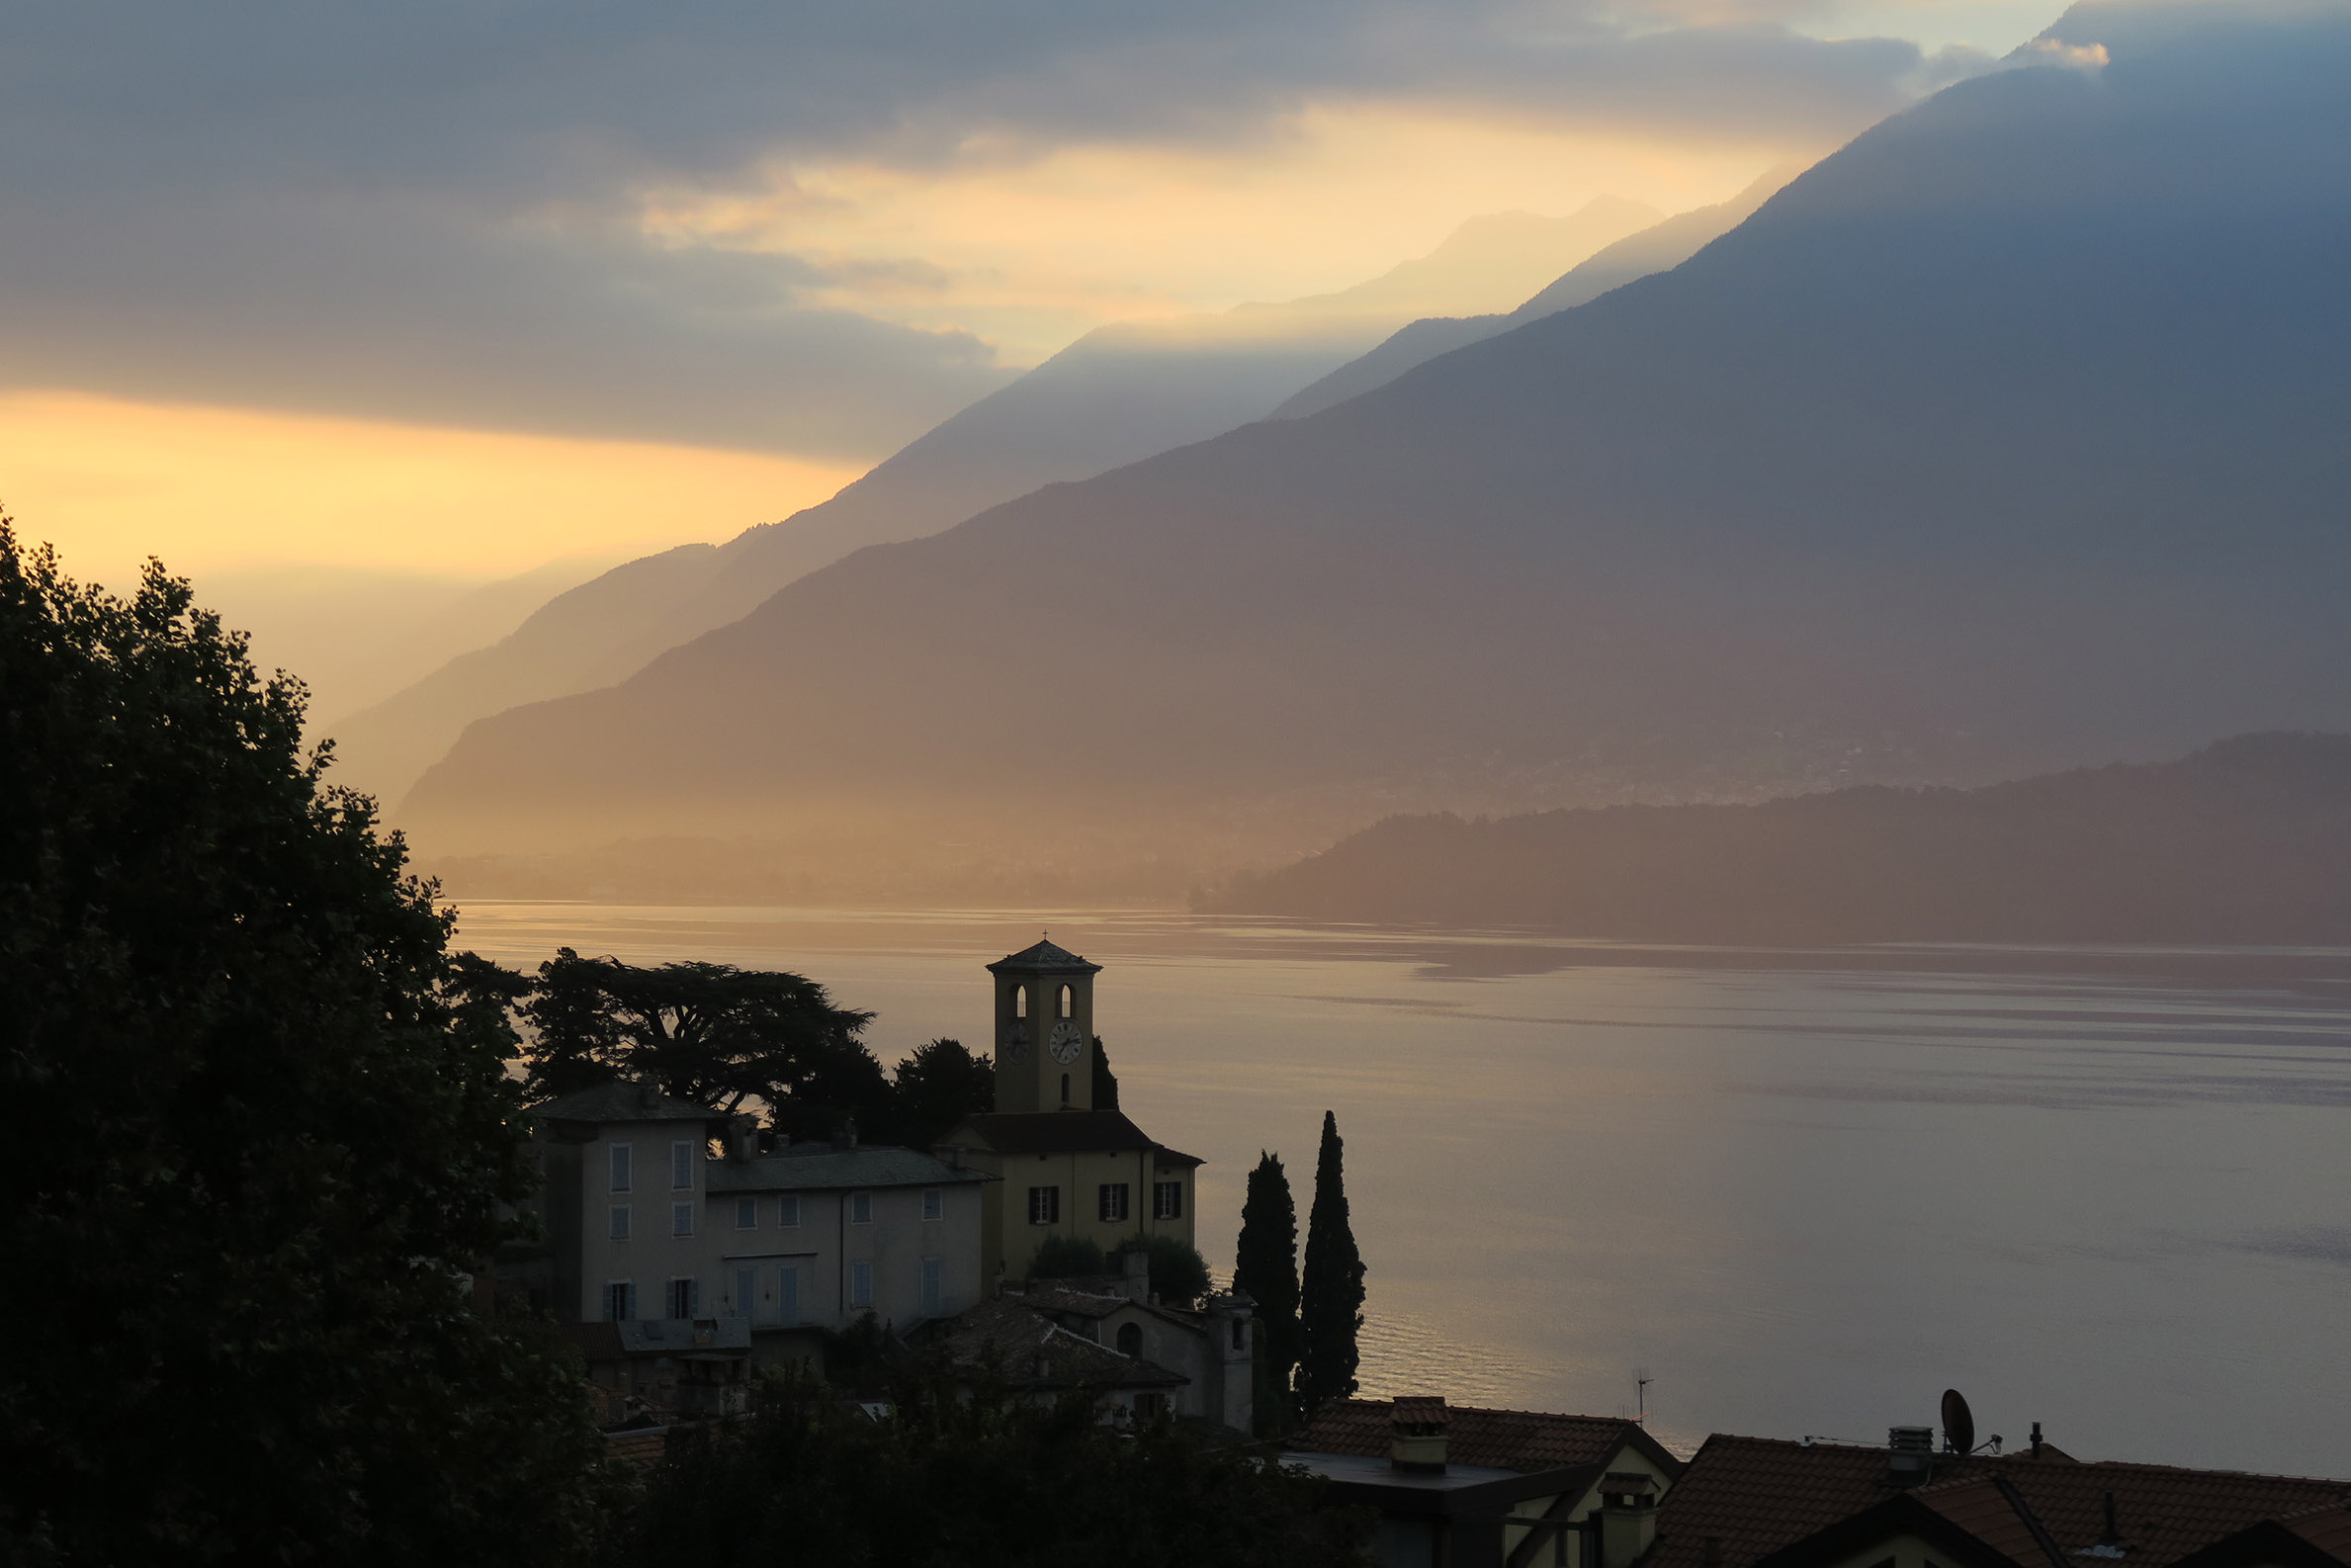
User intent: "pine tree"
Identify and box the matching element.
[1233,1151,1301,1433]
[1295,1110,1366,1415]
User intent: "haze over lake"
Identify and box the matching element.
[458,903,2351,1478]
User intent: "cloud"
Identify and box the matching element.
[0,1,1975,460]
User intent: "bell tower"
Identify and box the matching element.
[988,938,1102,1113]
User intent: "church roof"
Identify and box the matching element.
[987,938,1102,976]
[940,1109,1204,1167]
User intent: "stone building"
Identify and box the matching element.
[934,938,1201,1285]
[515,1080,990,1404]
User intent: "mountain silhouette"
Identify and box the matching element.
[326,199,1656,801]
[1207,734,2351,942]
[403,0,2351,894]
[1269,166,1797,422]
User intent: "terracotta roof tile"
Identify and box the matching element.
[942,1108,1203,1165]
[1288,1398,1675,1477]
[1940,1461,2351,1567]
[1649,1437,2078,1568]
[1665,1437,2351,1568]
[2286,1508,2351,1559]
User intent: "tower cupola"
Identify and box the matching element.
[988,938,1101,1112]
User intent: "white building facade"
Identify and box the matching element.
[520,1081,990,1341]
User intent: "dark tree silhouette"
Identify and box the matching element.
[889,1036,997,1148]
[521,948,888,1137]
[1091,1033,1121,1108]
[1296,1111,1366,1414]
[610,1367,1372,1568]
[0,528,611,1565]
[1234,1150,1302,1432]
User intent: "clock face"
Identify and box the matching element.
[1048,1020,1084,1065]
[1000,1024,1031,1064]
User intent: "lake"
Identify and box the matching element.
[454,903,2351,1477]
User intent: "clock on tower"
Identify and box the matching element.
[987,937,1101,1112]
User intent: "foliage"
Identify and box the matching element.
[1091,1033,1120,1108]
[605,1366,1372,1568]
[1234,1151,1302,1433]
[1296,1111,1366,1415]
[0,527,613,1565]
[520,948,888,1138]
[1029,1235,1109,1278]
[1115,1234,1213,1307]
[885,1035,996,1148]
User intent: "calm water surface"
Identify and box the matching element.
[455,904,2351,1476]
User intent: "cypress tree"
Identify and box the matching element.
[1295,1110,1366,1414]
[1232,1151,1301,1432]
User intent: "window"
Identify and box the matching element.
[609,1204,632,1241]
[735,1267,756,1318]
[671,1202,694,1238]
[666,1277,698,1319]
[1059,1072,1070,1105]
[778,1194,801,1227]
[848,1261,873,1308]
[921,1187,943,1221]
[1135,1391,1164,1419]
[671,1141,695,1190]
[1058,984,1072,1018]
[609,1143,633,1192]
[777,1264,800,1325]
[1097,1182,1130,1223]
[920,1257,943,1315]
[736,1196,758,1230]
[1027,1185,1061,1225]
[1153,1181,1183,1221]
[1116,1322,1143,1357]
[606,1281,636,1322]
[1232,1318,1249,1351]
[848,1190,872,1225]
[1014,984,1027,1018]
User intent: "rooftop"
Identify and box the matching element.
[1282,1448,1539,1495]
[930,1294,1187,1392]
[1288,1398,1683,1479]
[1656,1436,2346,1568]
[942,1108,1203,1165]
[707,1144,989,1193]
[988,938,1102,976]
[531,1080,719,1127]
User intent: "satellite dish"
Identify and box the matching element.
[1942,1388,1976,1456]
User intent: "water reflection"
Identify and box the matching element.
[455,904,2351,1477]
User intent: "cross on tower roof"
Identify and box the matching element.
[987,937,1102,975]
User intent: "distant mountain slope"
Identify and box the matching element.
[1269,167,1796,421]
[327,199,1656,802]
[1206,735,2351,942]
[404,1,2351,889]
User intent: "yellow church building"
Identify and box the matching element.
[934,939,1202,1286]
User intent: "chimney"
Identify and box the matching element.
[1389,1397,1448,1474]
[1598,1473,1659,1568]
[1887,1427,1935,1487]
[1121,1248,1152,1301]
[726,1115,758,1162]
[2030,1422,2044,1459]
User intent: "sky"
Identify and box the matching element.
[0,0,2069,585]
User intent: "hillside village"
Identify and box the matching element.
[506,939,2351,1568]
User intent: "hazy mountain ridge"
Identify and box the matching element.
[327,199,1658,802]
[401,0,2351,893]
[1205,735,2351,943]
[1269,166,1797,421]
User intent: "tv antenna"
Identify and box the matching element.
[1635,1367,1653,1424]
[1942,1388,1976,1456]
